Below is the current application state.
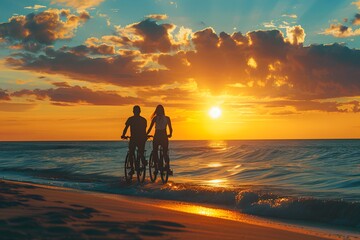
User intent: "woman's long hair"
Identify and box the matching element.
[151,105,165,119]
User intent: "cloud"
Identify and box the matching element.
[0,9,90,46]
[24,5,47,10]
[115,19,177,53]
[0,89,11,100]
[163,29,360,100]
[146,14,168,20]
[263,21,276,28]
[353,13,360,25]
[65,43,116,55]
[51,0,105,10]
[323,24,360,37]
[52,81,70,87]
[12,85,141,106]
[286,25,306,45]
[5,20,360,104]
[265,100,359,113]
[0,102,36,112]
[38,50,176,87]
[353,0,360,10]
[5,46,151,86]
[282,14,298,19]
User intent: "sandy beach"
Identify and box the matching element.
[0,179,356,240]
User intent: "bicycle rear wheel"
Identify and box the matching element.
[136,154,146,183]
[124,153,133,183]
[149,151,157,182]
[160,151,169,184]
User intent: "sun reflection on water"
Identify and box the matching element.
[159,203,241,221]
[208,140,228,151]
[207,162,223,168]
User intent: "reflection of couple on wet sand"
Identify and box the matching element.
[121,104,173,176]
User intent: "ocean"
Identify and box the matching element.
[1,139,359,229]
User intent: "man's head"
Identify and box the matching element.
[133,105,141,116]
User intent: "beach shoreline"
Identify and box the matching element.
[0,179,358,239]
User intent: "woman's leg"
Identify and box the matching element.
[162,137,170,170]
[152,139,160,167]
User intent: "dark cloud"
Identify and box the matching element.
[0,89,11,100]
[353,13,360,25]
[5,22,360,104]
[6,47,148,86]
[0,9,90,47]
[61,44,115,56]
[117,19,177,53]
[162,29,360,100]
[52,81,70,87]
[12,85,141,106]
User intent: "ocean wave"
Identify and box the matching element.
[235,190,360,228]
[106,182,360,229]
[0,167,118,183]
[1,167,359,229]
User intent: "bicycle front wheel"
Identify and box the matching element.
[149,151,157,182]
[124,153,133,183]
[136,154,146,183]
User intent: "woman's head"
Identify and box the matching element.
[152,104,165,118]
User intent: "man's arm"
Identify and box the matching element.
[121,119,130,139]
[167,117,173,138]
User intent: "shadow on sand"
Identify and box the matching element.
[0,181,186,239]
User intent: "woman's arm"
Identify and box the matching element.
[147,118,155,135]
[167,117,173,138]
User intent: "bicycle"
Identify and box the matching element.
[148,136,172,184]
[122,136,146,183]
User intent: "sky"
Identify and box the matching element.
[0,0,360,140]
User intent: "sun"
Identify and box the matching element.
[209,106,222,119]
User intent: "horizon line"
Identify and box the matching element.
[0,138,359,142]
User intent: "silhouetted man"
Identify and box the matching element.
[121,105,147,175]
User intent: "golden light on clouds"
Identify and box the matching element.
[247,57,257,69]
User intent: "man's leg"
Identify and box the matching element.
[138,140,146,165]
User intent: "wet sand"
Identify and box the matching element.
[0,179,353,239]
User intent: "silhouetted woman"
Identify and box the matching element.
[147,105,173,174]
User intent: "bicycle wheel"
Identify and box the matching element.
[149,151,157,182]
[160,150,169,184]
[136,154,146,183]
[124,153,133,183]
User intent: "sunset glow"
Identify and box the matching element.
[0,0,359,140]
